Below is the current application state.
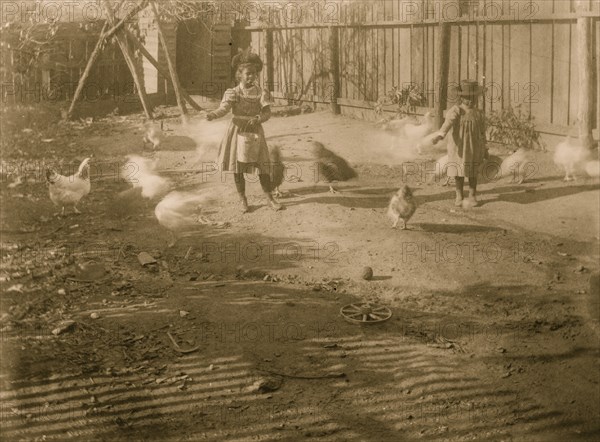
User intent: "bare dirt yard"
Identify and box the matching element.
[1,103,599,441]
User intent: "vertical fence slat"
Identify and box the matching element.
[569,21,579,125]
[553,22,570,126]
[399,27,411,88]
[531,23,553,126]
[448,25,459,106]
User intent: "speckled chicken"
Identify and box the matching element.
[46,157,91,215]
[387,185,417,230]
[311,141,358,193]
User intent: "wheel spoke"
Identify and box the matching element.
[369,313,386,320]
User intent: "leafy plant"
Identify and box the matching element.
[486,105,545,150]
[374,84,426,118]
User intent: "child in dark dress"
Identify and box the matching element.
[433,80,488,208]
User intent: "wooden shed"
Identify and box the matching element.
[139,9,236,102]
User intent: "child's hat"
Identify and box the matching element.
[232,48,263,72]
[458,80,482,96]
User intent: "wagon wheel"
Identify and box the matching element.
[340,303,392,324]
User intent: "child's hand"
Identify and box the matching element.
[246,116,260,130]
[206,113,216,121]
[432,134,444,145]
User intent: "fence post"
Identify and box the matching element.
[576,0,593,149]
[265,29,274,94]
[596,20,600,147]
[435,21,451,129]
[329,26,341,114]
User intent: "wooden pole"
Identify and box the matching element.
[66,0,147,120]
[150,1,188,121]
[328,26,341,114]
[596,20,599,147]
[121,28,202,111]
[576,0,593,149]
[102,0,153,119]
[66,21,109,120]
[435,21,451,129]
[103,1,148,41]
[265,29,274,93]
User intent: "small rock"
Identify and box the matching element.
[90,313,100,319]
[7,284,24,293]
[553,273,561,282]
[52,320,76,335]
[497,347,507,353]
[179,310,190,317]
[208,364,216,371]
[361,266,373,281]
[57,288,66,295]
[501,372,511,378]
[249,376,282,393]
[137,252,157,267]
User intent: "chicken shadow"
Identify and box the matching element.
[478,182,600,206]
[280,185,397,208]
[416,223,503,233]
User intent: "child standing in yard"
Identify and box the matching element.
[206,51,282,213]
[433,80,488,208]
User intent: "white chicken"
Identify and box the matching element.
[499,148,534,184]
[553,136,591,181]
[154,190,218,247]
[584,160,600,178]
[121,155,171,199]
[378,115,412,133]
[404,111,435,139]
[433,153,464,186]
[401,112,435,155]
[46,158,91,215]
[143,120,165,150]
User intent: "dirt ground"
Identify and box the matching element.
[1,103,599,441]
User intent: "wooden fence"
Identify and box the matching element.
[242,0,599,136]
[1,22,132,105]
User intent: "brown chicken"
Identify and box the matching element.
[387,185,417,230]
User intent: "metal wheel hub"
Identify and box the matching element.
[340,303,392,324]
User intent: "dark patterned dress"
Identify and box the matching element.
[438,104,487,177]
[212,84,272,176]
